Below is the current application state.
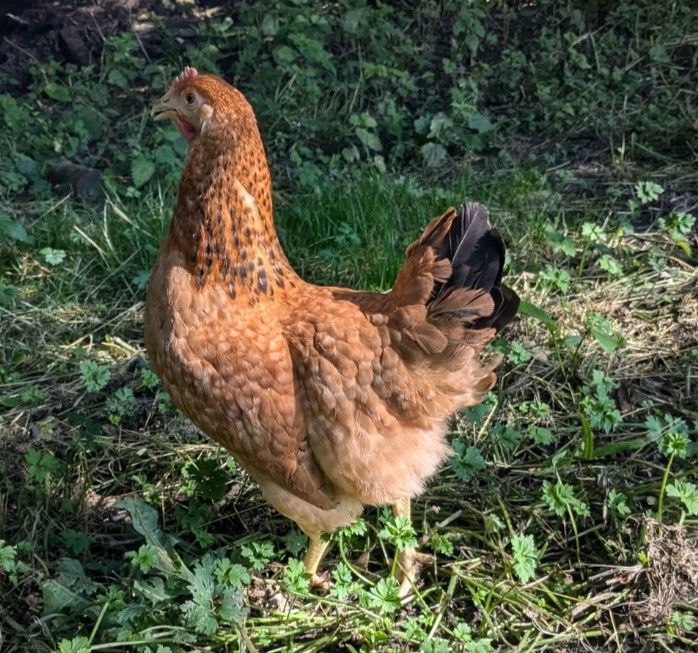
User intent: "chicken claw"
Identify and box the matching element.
[395,548,436,597]
[303,534,331,591]
[309,572,332,592]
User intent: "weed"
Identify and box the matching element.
[509,533,539,584]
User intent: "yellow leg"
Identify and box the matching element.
[391,498,434,597]
[303,534,331,590]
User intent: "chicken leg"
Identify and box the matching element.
[303,533,331,590]
[391,498,434,597]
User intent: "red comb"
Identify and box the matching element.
[169,66,199,92]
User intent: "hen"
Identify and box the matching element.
[145,67,519,593]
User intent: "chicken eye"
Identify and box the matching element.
[183,91,196,106]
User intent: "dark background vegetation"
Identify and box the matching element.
[0,1,696,652]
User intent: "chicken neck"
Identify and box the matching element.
[168,129,298,303]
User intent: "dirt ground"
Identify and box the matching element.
[1,0,227,87]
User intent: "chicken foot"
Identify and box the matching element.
[303,534,331,590]
[391,497,435,597]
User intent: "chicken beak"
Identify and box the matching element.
[151,93,175,122]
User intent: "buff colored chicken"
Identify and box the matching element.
[145,67,519,594]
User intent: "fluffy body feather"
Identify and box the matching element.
[145,70,518,574]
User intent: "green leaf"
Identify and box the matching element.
[666,480,698,515]
[581,222,605,242]
[634,180,664,204]
[422,639,450,653]
[597,254,623,276]
[215,559,251,588]
[421,142,448,167]
[510,533,538,583]
[42,579,90,613]
[646,413,691,458]
[55,558,99,595]
[0,93,26,129]
[0,213,30,242]
[428,112,452,138]
[187,555,216,605]
[453,622,473,642]
[0,540,17,573]
[540,266,571,293]
[468,111,493,134]
[40,248,66,266]
[607,489,631,517]
[337,519,367,540]
[430,533,454,556]
[671,610,695,633]
[182,600,218,635]
[26,448,65,482]
[62,529,91,555]
[273,45,296,65]
[594,437,646,458]
[126,543,160,573]
[527,425,555,445]
[57,636,91,653]
[464,34,480,55]
[414,114,431,135]
[355,127,381,151]
[107,69,129,89]
[131,155,155,188]
[261,15,279,36]
[364,577,401,615]
[542,480,590,518]
[240,540,275,571]
[466,639,494,653]
[79,360,111,392]
[507,341,531,364]
[219,586,246,625]
[115,497,177,553]
[451,441,487,481]
[283,557,310,593]
[134,577,172,604]
[518,300,556,330]
[378,515,418,551]
[181,458,228,501]
[283,529,308,557]
[587,312,624,354]
[342,8,362,33]
[114,603,146,626]
[580,414,594,458]
[649,45,670,63]
[330,561,357,601]
[45,82,71,102]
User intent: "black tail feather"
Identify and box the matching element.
[429,202,519,331]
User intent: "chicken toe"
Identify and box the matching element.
[391,498,435,597]
[395,547,436,597]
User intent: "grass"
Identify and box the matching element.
[1,2,698,652]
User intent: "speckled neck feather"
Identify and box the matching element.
[167,74,297,304]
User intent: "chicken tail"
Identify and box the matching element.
[427,202,519,330]
[393,203,519,337]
